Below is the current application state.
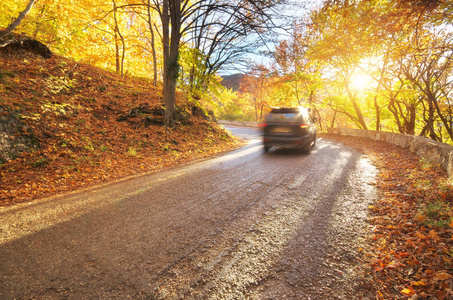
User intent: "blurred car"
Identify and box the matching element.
[261,107,317,153]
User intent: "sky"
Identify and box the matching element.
[219,0,322,75]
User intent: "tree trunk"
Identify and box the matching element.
[147,1,157,87]
[162,0,181,126]
[115,31,120,74]
[151,24,158,86]
[405,103,416,135]
[330,111,337,129]
[424,97,441,141]
[345,86,368,130]
[387,95,404,133]
[32,5,46,39]
[0,0,37,37]
[374,95,381,131]
[162,0,170,122]
[113,0,125,76]
[254,97,258,121]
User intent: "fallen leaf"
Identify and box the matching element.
[412,280,427,286]
[433,272,452,282]
[428,229,439,240]
[415,231,427,239]
[401,288,416,296]
[436,290,446,300]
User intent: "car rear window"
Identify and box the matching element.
[266,112,300,122]
[266,108,310,123]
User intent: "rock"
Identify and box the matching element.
[0,37,52,58]
[0,107,40,163]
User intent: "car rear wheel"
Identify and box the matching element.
[302,143,311,153]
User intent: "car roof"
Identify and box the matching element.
[269,107,308,114]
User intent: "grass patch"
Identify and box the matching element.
[418,200,453,228]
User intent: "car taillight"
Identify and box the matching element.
[300,124,309,128]
[258,124,268,127]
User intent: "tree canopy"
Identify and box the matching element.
[2,0,453,143]
[220,0,453,144]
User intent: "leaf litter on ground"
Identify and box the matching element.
[0,50,241,207]
[322,133,453,299]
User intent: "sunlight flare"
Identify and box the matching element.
[350,72,374,91]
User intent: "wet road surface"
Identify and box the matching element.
[0,126,377,299]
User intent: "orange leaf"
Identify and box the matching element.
[428,229,439,240]
[415,214,425,222]
[436,290,446,300]
[415,231,426,239]
[387,262,397,269]
[434,272,452,281]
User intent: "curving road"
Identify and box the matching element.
[0,126,377,299]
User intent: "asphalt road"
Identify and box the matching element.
[0,126,377,299]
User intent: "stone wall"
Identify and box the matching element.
[331,128,453,178]
[219,120,453,178]
[218,120,259,128]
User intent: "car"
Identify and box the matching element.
[261,107,317,153]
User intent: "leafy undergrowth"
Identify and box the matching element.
[0,48,240,207]
[322,134,453,299]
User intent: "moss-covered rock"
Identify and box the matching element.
[0,106,40,164]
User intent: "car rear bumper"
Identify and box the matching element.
[263,135,312,148]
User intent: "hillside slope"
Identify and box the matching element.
[0,40,239,206]
[220,73,245,91]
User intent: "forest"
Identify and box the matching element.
[1,0,453,144]
[218,0,453,145]
[2,1,453,298]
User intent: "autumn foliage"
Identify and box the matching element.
[323,134,453,299]
[0,43,240,206]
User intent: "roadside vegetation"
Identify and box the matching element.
[0,49,240,206]
[323,134,453,299]
[1,0,453,298]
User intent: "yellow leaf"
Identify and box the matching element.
[412,280,426,286]
[401,288,415,296]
